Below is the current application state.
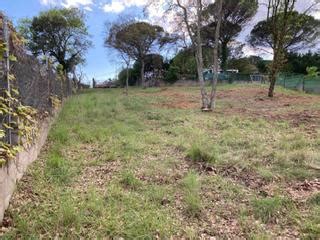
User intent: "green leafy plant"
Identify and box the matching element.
[306,66,319,78]
[0,41,38,165]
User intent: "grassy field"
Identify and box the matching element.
[2,85,320,239]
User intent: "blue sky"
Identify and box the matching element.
[0,0,147,84]
[1,0,319,84]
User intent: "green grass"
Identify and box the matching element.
[3,86,320,238]
[182,171,202,217]
[252,196,294,224]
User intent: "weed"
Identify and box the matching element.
[182,172,202,217]
[58,195,80,228]
[45,150,71,184]
[187,145,219,164]
[120,171,142,190]
[307,193,320,206]
[252,196,293,224]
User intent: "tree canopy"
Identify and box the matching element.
[105,21,171,87]
[19,8,92,74]
[202,0,258,70]
[249,11,320,52]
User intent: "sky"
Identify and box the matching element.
[0,0,319,84]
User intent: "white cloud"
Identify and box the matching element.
[83,6,93,11]
[62,0,93,8]
[39,0,60,5]
[102,0,148,13]
[102,1,125,13]
[39,0,94,10]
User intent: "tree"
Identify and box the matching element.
[118,68,138,86]
[202,0,258,71]
[284,52,320,74]
[228,58,257,74]
[19,8,91,74]
[172,0,223,110]
[249,11,320,52]
[249,2,320,97]
[105,20,132,94]
[105,20,170,88]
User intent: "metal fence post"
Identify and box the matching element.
[2,14,12,145]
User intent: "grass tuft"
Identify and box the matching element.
[252,196,293,224]
[45,150,71,184]
[186,145,219,164]
[182,172,202,217]
[120,171,142,191]
[307,193,320,206]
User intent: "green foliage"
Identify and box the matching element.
[0,42,38,165]
[105,21,171,85]
[165,65,179,83]
[182,172,202,217]
[306,66,319,78]
[249,11,320,51]
[202,0,259,70]
[308,193,320,206]
[284,52,320,75]
[252,196,293,224]
[45,150,72,184]
[171,48,197,78]
[18,8,91,73]
[120,171,142,190]
[228,57,258,74]
[4,86,320,238]
[118,68,138,86]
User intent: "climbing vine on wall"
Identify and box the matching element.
[0,39,38,166]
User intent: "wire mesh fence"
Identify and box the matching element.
[0,12,68,154]
[203,70,320,94]
[277,74,320,94]
[203,71,269,83]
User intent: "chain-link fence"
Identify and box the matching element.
[203,71,269,83]
[277,74,320,94]
[1,12,68,112]
[1,12,68,152]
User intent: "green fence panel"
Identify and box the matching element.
[305,78,320,93]
[277,74,320,94]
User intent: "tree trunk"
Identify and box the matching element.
[268,65,278,97]
[268,75,276,97]
[209,0,223,110]
[66,75,72,96]
[141,60,145,88]
[221,41,228,71]
[125,64,129,95]
[195,52,209,109]
[195,0,210,110]
[268,47,282,98]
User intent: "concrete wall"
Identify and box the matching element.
[0,113,57,222]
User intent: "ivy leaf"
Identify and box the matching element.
[9,54,17,62]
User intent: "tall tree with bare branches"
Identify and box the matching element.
[171,0,223,111]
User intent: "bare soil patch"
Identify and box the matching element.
[151,87,320,132]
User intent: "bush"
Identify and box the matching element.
[164,66,179,83]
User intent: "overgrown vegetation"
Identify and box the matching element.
[0,36,38,165]
[3,86,320,238]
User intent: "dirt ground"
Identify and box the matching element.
[152,86,320,134]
